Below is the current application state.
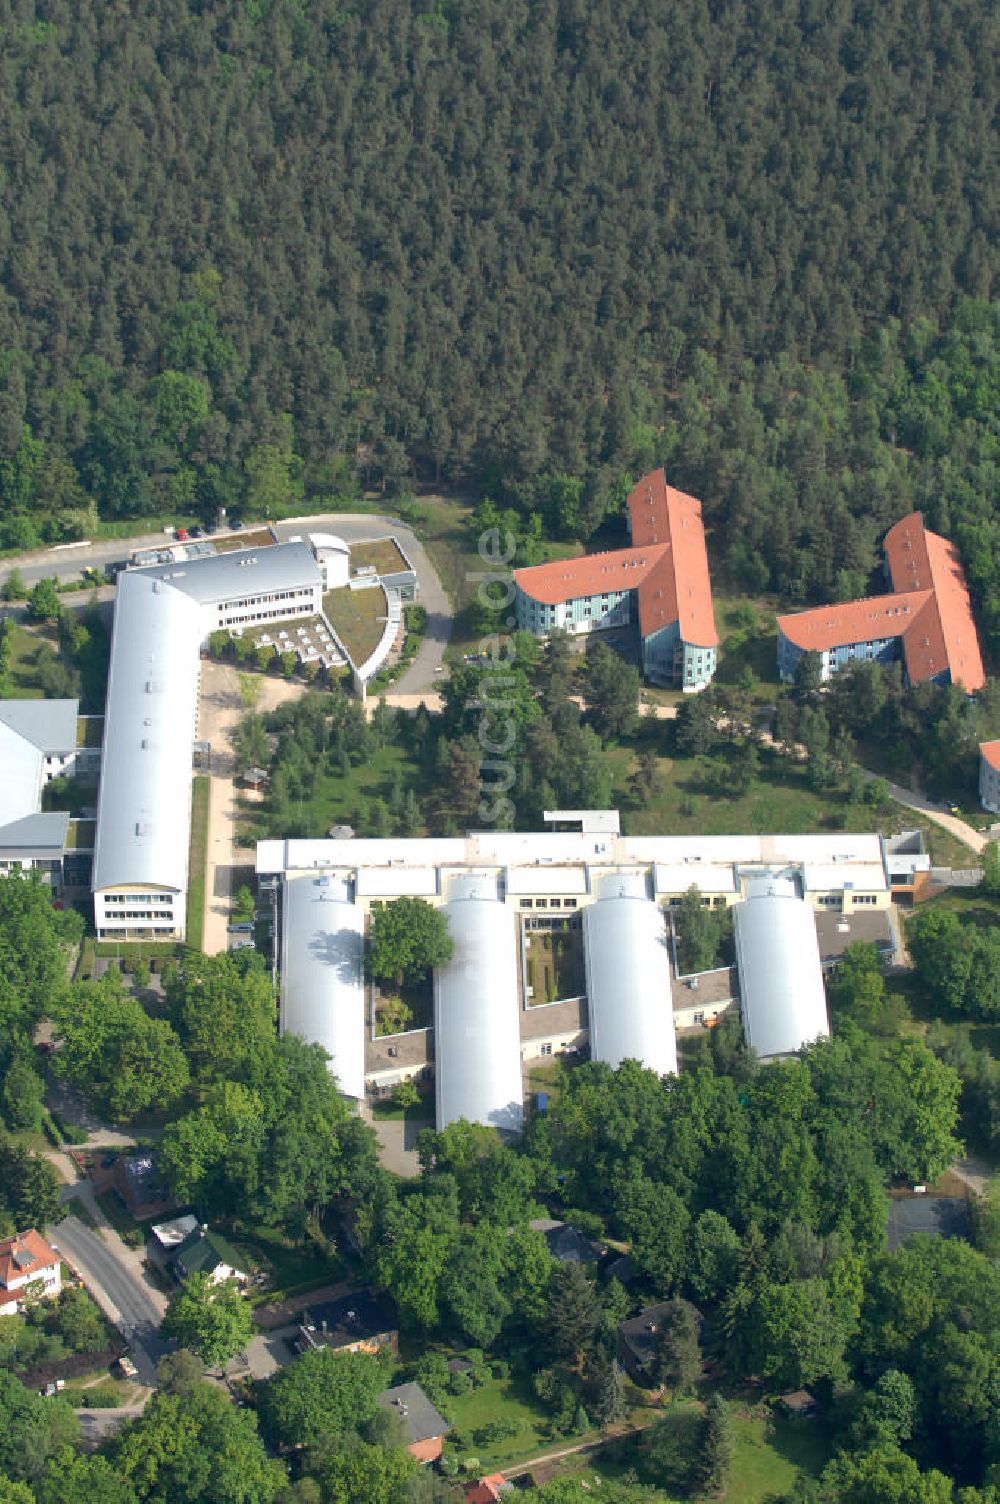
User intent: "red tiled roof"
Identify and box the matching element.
[635,482,718,647]
[0,1229,59,1288]
[980,740,1000,774]
[464,1477,507,1504]
[512,470,718,649]
[885,512,985,691]
[777,591,932,652]
[513,545,664,607]
[779,512,985,693]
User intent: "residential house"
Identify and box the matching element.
[294,1291,397,1358]
[980,741,1000,815]
[464,1477,513,1504]
[0,1230,62,1316]
[168,1226,248,1286]
[530,1218,603,1265]
[111,1152,175,1221]
[618,1300,704,1388]
[377,1382,450,1462]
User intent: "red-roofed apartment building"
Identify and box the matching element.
[0,1229,62,1316]
[777,513,985,694]
[513,469,718,691]
[979,741,1000,814]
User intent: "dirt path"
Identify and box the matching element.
[502,1418,652,1479]
[951,1156,993,1196]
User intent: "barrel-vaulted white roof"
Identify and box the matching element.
[433,877,523,1133]
[136,540,321,606]
[281,874,366,1099]
[583,874,677,1077]
[92,571,204,894]
[732,876,830,1060]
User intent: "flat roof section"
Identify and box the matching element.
[281,874,366,1099]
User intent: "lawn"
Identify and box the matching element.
[712,594,783,699]
[323,583,390,667]
[442,1369,566,1468]
[186,775,210,951]
[613,730,977,864]
[239,741,422,844]
[2,622,58,696]
[525,929,585,1003]
[229,1225,344,1302]
[552,1403,828,1503]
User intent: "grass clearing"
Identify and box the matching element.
[239,741,422,844]
[442,1369,565,1468]
[3,622,58,697]
[186,775,210,951]
[552,1403,828,1503]
[323,583,390,667]
[613,728,976,859]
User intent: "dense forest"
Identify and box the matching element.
[1,0,999,632]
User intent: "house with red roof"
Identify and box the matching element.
[0,1229,62,1316]
[464,1476,512,1504]
[980,741,1000,814]
[513,470,718,690]
[777,513,984,694]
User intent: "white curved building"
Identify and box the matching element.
[280,874,366,1099]
[582,873,677,1076]
[309,533,351,590]
[433,876,523,1133]
[92,572,204,939]
[732,876,830,1060]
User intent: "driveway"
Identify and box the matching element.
[51,1184,169,1386]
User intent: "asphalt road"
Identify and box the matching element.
[51,1212,168,1386]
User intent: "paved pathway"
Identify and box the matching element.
[50,1181,169,1386]
[858,768,987,854]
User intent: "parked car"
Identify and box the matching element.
[115,1355,138,1379]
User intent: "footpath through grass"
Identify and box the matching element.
[186,775,210,951]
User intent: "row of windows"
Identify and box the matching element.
[219,587,316,612]
[104,892,174,905]
[103,911,177,921]
[519,897,578,909]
